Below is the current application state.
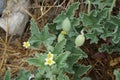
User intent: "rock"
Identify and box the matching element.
[0,0,30,36]
[0,0,6,14]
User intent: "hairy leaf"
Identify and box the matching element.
[114,69,120,80]
[67,48,87,67]
[16,69,31,80]
[73,64,91,80]
[55,51,70,65]
[57,72,69,80]
[27,54,46,67]
[81,77,91,80]
[66,2,79,18]
[29,24,55,48]
[53,40,66,54]
[30,19,40,35]
[4,68,11,80]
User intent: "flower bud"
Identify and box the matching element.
[58,33,65,43]
[62,17,71,32]
[75,32,85,47]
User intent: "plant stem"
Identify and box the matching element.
[81,29,84,35]
[87,0,91,15]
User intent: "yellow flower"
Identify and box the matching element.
[47,52,54,59]
[61,30,67,35]
[45,52,55,66]
[23,41,30,48]
[45,58,55,66]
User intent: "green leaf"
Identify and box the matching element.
[53,11,66,24]
[53,2,79,30]
[57,72,69,80]
[30,19,40,35]
[29,19,42,48]
[81,77,91,80]
[67,31,77,38]
[53,11,66,30]
[71,18,80,27]
[66,47,88,74]
[53,40,66,54]
[29,24,56,48]
[114,69,120,80]
[118,11,120,18]
[16,69,31,80]
[44,44,54,52]
[80,13,96,26]
[87,0,113,9]
[27,58,42,67]
[72,47,88,59]
[99,44,110,53]
[73,64,91,79]
[67,54,82,70]
[47,23,58,34]
[4,68,11,80]
[99,43,120,53]
[55,51,70,65]
[27,54,46,67]
[109,16,120,43]
[35,68,49,80]
[100,21,115,40]
[67,48,88,69]
[98,0,113,9]
[29,34,42,48]
[65,39,75,51]
[40,26,52,41]
[81,8,108,26]
[80,8,108,41]
[66,2,79,18]
[42,26,56,44]
[85,32,99,44]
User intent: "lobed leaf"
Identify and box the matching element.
[29,23,55,48]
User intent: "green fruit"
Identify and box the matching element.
[58,33,65,43]
[75,34,85,47]
[62,17,71,32]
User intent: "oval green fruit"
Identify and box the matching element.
[75,34,85,47]
[62,17,71,32]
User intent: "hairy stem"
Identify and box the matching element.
[87,0,91,15]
